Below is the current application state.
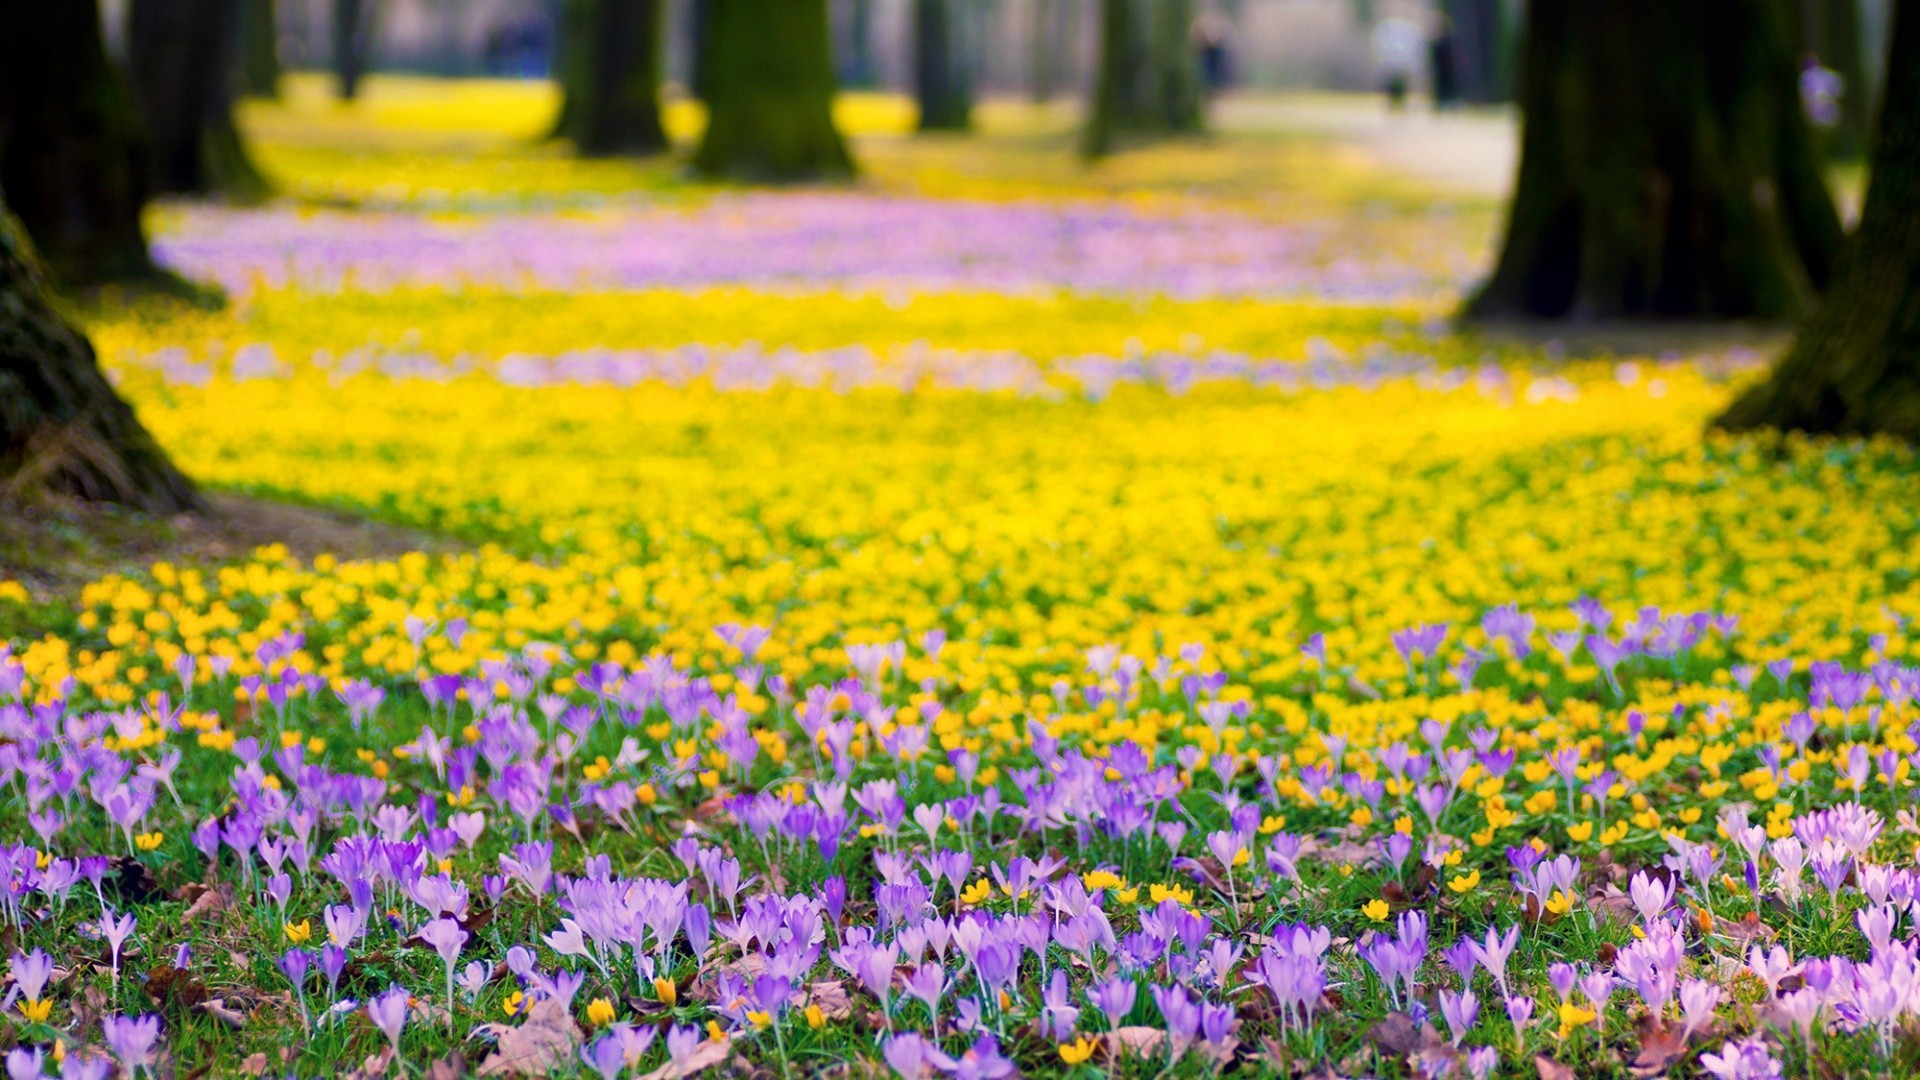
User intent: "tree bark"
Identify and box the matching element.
[1441,0,1511,104]
[916,0,973,131]
[692,0,853,180]
[129,0,269,202]
[1083,0,1204,159]
[1464,0,1843,322]
[333,0,376,100]
[1715,0,1920,439]
[0,0,158,288]
[1030,0,1061,103]
[553,0,668,155]
[841,0,877,89]
[0,210,199,513]
[239,0,283,99]
[1801,0,1871,159]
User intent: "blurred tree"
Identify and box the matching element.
[1800,0,1871,159]
[1466,0,1842,321]
[239,0,283,99]
[334,0,378,100]
[1030,0,1064,103]
[1716,0,1920,438]
[0,0,159,286]
[916,0,973,131]
[693,0,853,179]
[1083,0,1204,159]
[1441,0,1511,104]
[0,209,200,512]
[553,0,668,155]
[129,0,269,202]
[841,0,878,89]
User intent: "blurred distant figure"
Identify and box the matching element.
[1799,55,1844,128]
[1428,15,1459,109]
[1193,8,1232,92]
[1372,15,1422,110]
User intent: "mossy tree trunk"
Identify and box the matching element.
[1083,0,1203,159]
[1801,0,1871,159]
[915,0,973,132]
[553,0,667,155]
[692,0,853,180]
[129,0,270,202]
[1464,0,1843,322]
[333,0,376,100]
[1715,0,1920,439]
[0,211,199,512]
[239,0,283,99]
[0,0,158,287]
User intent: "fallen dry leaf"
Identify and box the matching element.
[1627,1015,1692,1077]
[195,998,250,1029]
[1536,1054,1576,1080]
[802,979,853,1020]
[474,997,583,1077]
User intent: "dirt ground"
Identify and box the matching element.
[0,491,451,601]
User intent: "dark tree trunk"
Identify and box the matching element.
[553,0,667,155]
[1442,0,1511,104]
[841,0,877,88]
[0,0,157,287]
[1083,0,1204,159]
[1030,0,1062,103]
[692,0,853,180]
[688,0,713,101]
[1715,0,1920,439]
[1800,0,1871,159]
[333,0,376,100]
[1464,0,1843,322]
[239,0,283,99]
[916,0,973,131]
[130,0,269,202]
[0,211,199,513]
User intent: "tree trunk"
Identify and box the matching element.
[841,0,877,88]
[129,0,270,202]
[553,0,667,155]
[0,211,199,513]
[1083,0,1203,159]
[239,0,283,99]
[692,0,853,180]
[1715,0,1920,439]
[916,0,973,131]
[1030,0,1061,103]
[1464,0,1843,322]
[0,0,157,288]
[1442,0,1511,104]
[334,0,376,100]
[1801,0,1871,159]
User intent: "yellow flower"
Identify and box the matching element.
[654,977,678,1006]
[19,999,52,1023]
[1566,821,1594,842]
[503,991,526,1017]
[1448,869,1481,894]
[746,1010,772,1030]
[586,997,616,1027]
[1058,1037,1097,1064]
[1362,898,1390,921]
[1557,1002,1596,1029]
[284,920,312,944]
[805,1004,825,1030]
[1081,870,1123,892]
[134,831,164,852]
[960,878,993,905]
